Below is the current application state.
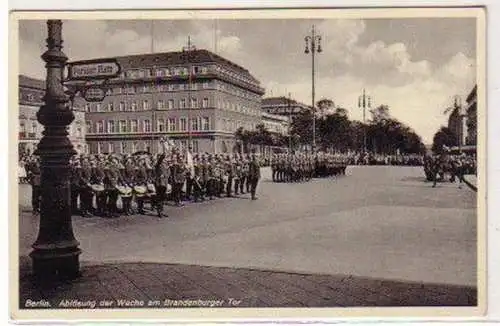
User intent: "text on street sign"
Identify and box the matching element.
[68,60,121,80]
[83,87,107,102]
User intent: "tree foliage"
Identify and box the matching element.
[288,101,425,154]
[431,126,457,154]
[235,100,426,154]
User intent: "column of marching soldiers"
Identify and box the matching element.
[22,145,352,219]
[24,140,263,218]
[270,153,348,183]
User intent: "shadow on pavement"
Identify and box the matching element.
[18,256,477,308]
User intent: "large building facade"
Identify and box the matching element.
[73,50,265,154]
[465,85,477,146]
[261,112,290,135]
[261,96,311,121]
[18,75,87,156]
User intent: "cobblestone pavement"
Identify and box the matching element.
[18,166,478,308]
[19,257,476,308]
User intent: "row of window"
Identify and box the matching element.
[109,81,211,95]
[102,80,260,102]
[263,122,288,135]
[88,117,211,134]
[19,90,44,104]
[85,97,211,112]
[117,64,256,87]
[93,139,200,154]
[122,65,210,79]
[84,98,260,116]
[220,119,258,133]
[19,121,84,138]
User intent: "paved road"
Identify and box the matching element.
[18,166,476,287]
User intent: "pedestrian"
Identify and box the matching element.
[153,151,170,217]
[248,153,261,200]
[28,157,41,215]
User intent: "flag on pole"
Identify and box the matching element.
[160,136,175,154]
[186,148,194,176]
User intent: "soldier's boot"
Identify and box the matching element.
[234,180,239,195]
[240,180,245,194]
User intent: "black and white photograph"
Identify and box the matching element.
[10,7,486,320]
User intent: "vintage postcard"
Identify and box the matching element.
[9,7,486,322]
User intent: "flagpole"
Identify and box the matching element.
[150,20,156,154]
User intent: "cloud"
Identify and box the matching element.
[18,18,476,144]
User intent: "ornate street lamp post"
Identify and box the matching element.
[304,25,322,153]
[30,20,81,280]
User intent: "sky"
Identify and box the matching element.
[18,18,477,144]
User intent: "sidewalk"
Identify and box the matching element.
[463,174,477,192]
[19,257,476,308]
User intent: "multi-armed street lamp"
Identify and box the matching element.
[304,25,322,153]
[358,88,372,153]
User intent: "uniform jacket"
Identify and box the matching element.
[80,165,92,187]
[135,166,149,185]
[91,165,106,184]
[28,162,41,186]
[248,160,261,180]
[105,165,122,188]
[225,161,235,177]
[121,164,136,185]
[70,166,82,187]
[154,154,171,187]
[171,162,186,184]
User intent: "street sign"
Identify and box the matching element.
[83,87,107,102]
[67,59,121,80]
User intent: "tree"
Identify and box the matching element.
[334,107,348,117]
[234,126,254,153]
[290,109,314,146]
[317,108,352,152]
[370,104,390,124]
[316,98,335,116]
[432,126,458,154]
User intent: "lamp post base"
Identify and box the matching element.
[30,248,82,282]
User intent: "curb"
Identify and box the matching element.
[463,176,477,192]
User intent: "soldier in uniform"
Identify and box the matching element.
[185,148,194,202]
[233,154,242,196]
[27,157,41,214]
[70,157,82,215]
[153,151,170,217]
[205,155,215,200]
[431,154,444,188]
[134,156,149,215]
[271,154,278,182]
[104,156,122,218]
[120,156,135,216]
[92,155,107,217]
[79,156,94,217]
[214,155,224,198]
[199,155,209,201]
[225,155,234,197]
[248,153,261,200]
[240,155,249,194]
[171,154,186,206]
[192,156,204,202]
